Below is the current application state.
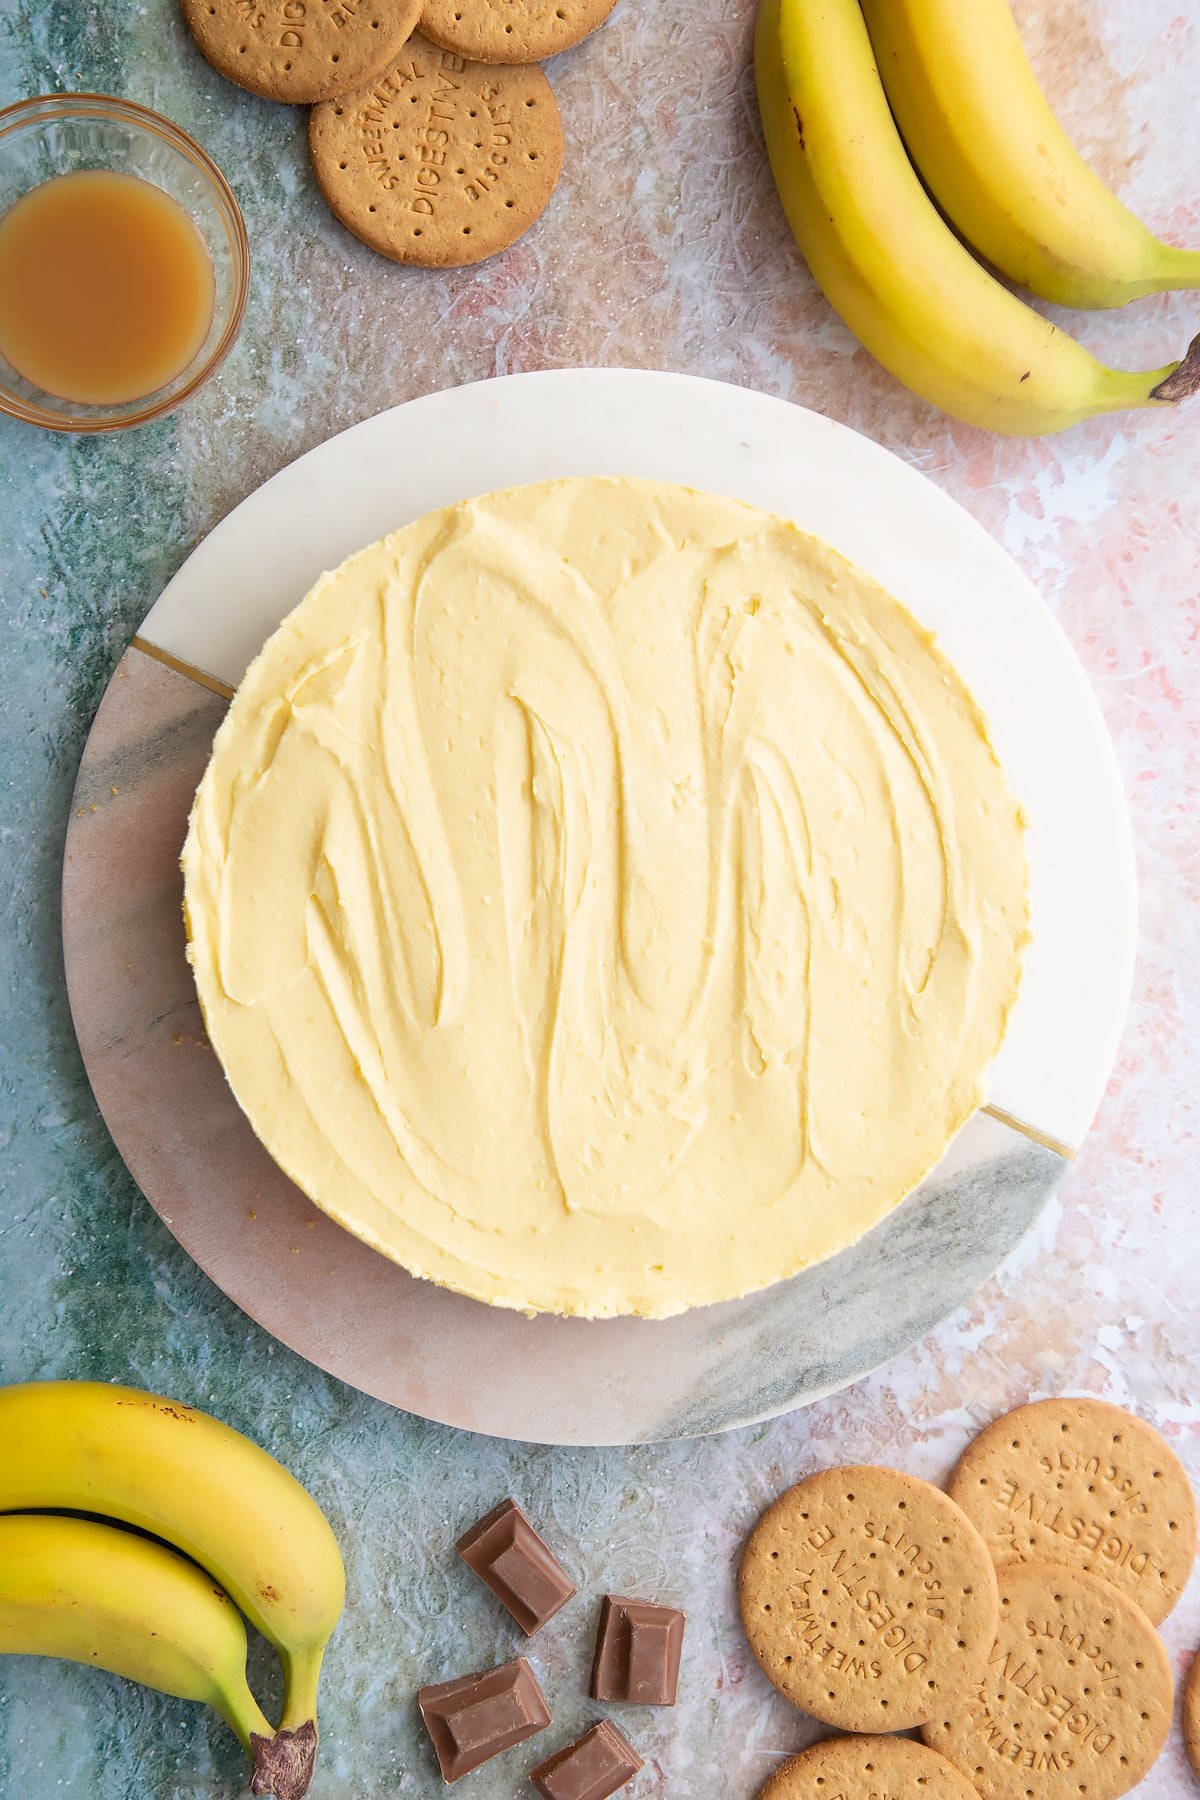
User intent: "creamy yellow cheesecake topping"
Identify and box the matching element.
[182,478,1028,1317]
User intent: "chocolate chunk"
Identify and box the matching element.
[457,1498,577,1635]
[530,1719,644,1799]
[418,1656,551,1783]
[591,1594,685,1706]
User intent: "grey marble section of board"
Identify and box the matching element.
[659,1128,1063,1439]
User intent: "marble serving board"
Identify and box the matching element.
[61,370,1136,1444]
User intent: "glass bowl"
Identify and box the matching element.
[0,93,249,432]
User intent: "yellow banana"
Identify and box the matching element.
[754,0,1200,434]
[0,1514,313,1798]
[0,1382,344,1751]
[860,0,1200,309]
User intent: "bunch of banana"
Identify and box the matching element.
[860,0,1200,311]
[0,1381,345,1799]
[755,0,1200,435]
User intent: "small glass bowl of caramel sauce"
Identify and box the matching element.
[0,93,249,432]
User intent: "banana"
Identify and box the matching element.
[860,0,1200,310]
[754,0,1200,434]
[0,1514,313,1798]
[0,1382,344,1751]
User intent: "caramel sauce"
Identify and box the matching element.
[0,170,215,406]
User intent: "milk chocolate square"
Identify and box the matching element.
[591,1594,685,1706]
[418,1655,551,1783]
[457,1498,576,1634]
[530,1719,644,1799]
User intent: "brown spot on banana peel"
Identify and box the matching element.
[791,104,804,149]
[114,1398,196,1423]
[1151,331,1200,403]
[249,1723,318,1800]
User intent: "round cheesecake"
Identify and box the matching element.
[182,477,1028,1318]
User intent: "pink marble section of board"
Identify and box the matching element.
[61,646,1066,1445]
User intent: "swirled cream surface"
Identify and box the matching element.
[182,479,1028,1318]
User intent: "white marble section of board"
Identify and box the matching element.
[137,370,1136,1156]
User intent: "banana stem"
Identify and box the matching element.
[215,1685,276,1755]
[1150,331,1200,403]
[279,1644,325,1736]
[1157,247,1200,294]
[214,1670,317,1800]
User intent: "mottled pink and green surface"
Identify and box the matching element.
[0,0,1198,1794]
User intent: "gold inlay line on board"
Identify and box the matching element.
[131,635,236,701]
[982,1104,1075,1163]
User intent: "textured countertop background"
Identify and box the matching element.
[1,1,1199,1794]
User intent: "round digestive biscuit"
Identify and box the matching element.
[419,0,618,65]
[922,1560,1172,1800]
[1185,1649,1200,1783]
[947,1398,1197,1626]
[309,35,562,266]
[739,1465,1000,1733]
[179,0,423,105]
[758,1735,979,1800]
